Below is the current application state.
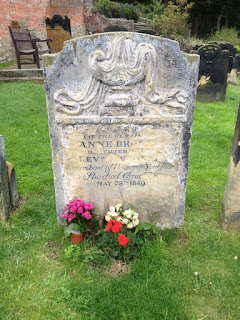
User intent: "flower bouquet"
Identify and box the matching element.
[62,199,95,240]
[99,204,142,261]
[105,203,139,229]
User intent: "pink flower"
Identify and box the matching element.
[62,212,68,219]
[64,206,67,211]
[83,211,92,220]
[77,207,83,214]
[70,206,77,213]
[84,202,94,210]
[69,201,75,206]
[76,200,84,206]
[68,213,74,222]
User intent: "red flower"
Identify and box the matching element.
[105,219,122,233]
[118,234,129,246]
[111,219,122,233]
[105,220,113,232]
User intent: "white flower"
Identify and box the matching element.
[127,222,134,229]
[133,212,139,219]
[110,211,118,217]
[132,219,139,227]
[115,204,122,212]
[234,256,238,260]
[109,206,115,212]
[115,203,122,211]
[194,272,198,276]
[122,218,129,225]
[105,214,111,222]
[123,210,132,218]
[116,217,123,222]
[132,220,137,227]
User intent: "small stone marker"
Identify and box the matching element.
[228,55,240,86]
[0,135,10,220]
[6,161,19,209]
[221,104,240,229]
[43,32,199,227]
[197,44,229,102]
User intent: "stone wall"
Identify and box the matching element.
[0,0,87,62]
[108,18,156,33]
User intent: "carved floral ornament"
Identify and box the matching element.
[54,35,189,117]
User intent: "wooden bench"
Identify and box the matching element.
[9,27,52,69]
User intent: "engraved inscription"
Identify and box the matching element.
[62,123,180,191]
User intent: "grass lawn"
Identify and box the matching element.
[0,61,17,69]
[0,82,240,320]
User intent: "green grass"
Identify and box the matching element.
[0,61,17,69]
[0,82,240,319]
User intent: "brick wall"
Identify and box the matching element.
[0,0,88,62]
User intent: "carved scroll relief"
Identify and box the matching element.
[54,35,189,117]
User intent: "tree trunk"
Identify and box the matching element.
[216,8,224,31]
[225,12,229,28]
[193,15,199,37]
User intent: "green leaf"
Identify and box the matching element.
[64,223,81,237]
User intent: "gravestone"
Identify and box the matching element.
[236,55,240,74]
[43,32,199,228]
[228,55,240,86]
[6,162,19,209]
[0,135,10,220]
[46,15,71,53]
[221,104,240,229]
[208,41,236,73]
[197,44,229,102]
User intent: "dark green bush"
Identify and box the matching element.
[124,4,139,22]
[95,0,139,22]
[95,0,121,18]
[207,27,240,47]
[109,1,121,18]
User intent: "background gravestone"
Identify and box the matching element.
[46,15,71,53]
[6,162,19,209]
[43,32,199,228]
[221,104,240,229]
[197,44,229,102]
[208,41,237,73]
[228,55,240,86]
[0,135,10,221]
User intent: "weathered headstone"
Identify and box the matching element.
[221,105,240,229]
[236,55,240,74]
[197,44,229,102]
[43,32,199,228]
[6,162,19,209]
[228,68,239,86]
[228,55,240,86]
[46,15,71,53]
[0,135,10,220]
[209,41,237,73]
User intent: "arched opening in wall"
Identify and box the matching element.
[46,15,71,53]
